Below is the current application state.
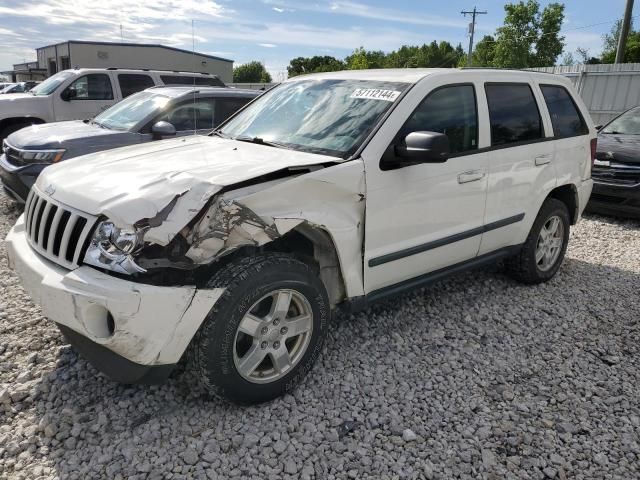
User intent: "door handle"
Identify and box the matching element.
[535,154,552,166]
[457,170,485,184]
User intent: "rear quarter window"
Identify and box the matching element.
[118,74,155,98]
[485,83,543,146]
[540,85,588,138]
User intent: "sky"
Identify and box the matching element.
[0,0,636,80]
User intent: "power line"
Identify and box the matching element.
[473,15,639,46]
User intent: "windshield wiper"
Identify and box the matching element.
[234,135,293,150]
[211,130,229,138]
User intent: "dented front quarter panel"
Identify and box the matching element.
[187,160,367,298]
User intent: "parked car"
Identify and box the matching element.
[0,86,260,202]
[0,68,225,141]
[5,69,594,404]
[0,81,39,94]
[586,106,640,218]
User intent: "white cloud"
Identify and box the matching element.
[259,43,277,48]
[563,31,604,56]
[273,7,285,13]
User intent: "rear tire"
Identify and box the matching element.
[505,198,570,284]
[190,253,330,405]
[0,121,33,143]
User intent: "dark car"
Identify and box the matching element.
[0,81,39,94]
[587,106,640,218]
[0,86,259,202]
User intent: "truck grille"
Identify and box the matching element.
[24,188,97,269]
[2,141,23,167]
[592,163,640,186]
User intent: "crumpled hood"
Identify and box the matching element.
[597,133,640,165]
[37,135,334,245]
[7,120,121,149]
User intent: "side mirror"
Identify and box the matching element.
[151,121,176,139]
[395,131,450,163]
[595,124,603,131]
[61,88,77,101]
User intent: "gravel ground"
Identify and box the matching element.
[1,190,640,480]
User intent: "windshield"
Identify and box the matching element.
[31,71,75,96]
[602,107,640,135]
[93,91,171,130]
[218,79,409,157]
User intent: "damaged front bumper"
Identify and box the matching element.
[5,215,224,383]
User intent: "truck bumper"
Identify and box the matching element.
[586,180,640,219]
[5,214,224,383]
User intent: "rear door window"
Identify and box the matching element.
[216,97,253,125]
[160,75,225,87]
[540,85,588,138]
[118,74,155,98]
[485,83,542,146]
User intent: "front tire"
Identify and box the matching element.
[190,253,330,404]
[505,198,570,284]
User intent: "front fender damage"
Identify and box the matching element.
[135,160,367,300]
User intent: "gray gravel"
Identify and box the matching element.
[1,189,640,480]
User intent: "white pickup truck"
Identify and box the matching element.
[0,68,225,141]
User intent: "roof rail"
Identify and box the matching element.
[75,67,220,76]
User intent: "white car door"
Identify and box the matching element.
[363,79,490,293]
[54,73,118,121]
[477,80,558,256]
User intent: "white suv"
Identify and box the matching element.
[5,69,595,404]
[0,68,225,141]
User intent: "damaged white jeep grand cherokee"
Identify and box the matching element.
[6,69,595,404]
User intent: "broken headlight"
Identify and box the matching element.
[83,220,147,274]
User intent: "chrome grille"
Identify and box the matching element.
[24,188,97,269]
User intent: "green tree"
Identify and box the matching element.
[233,61,272,83]
[601,19,640,63]
[492,1,565,68]
[287,56,345,77]
[471,35,497,66]
[345,47,386,69]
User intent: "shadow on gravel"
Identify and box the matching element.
[17,249,638,479]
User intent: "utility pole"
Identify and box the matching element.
[462,7,487,67]
[615,0,635,63]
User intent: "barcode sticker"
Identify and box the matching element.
[350,88,401,102]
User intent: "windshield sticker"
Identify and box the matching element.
[350,88,401,102]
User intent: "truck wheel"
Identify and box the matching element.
[191,253,330,404]
[505,198,570,284]
[0,122,32,143]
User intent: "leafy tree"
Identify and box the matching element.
[470,35,497,66]
[233,61,272,83]
[601,19,640,63]
[287,56,345,77]
[345,47,386,69]
[492,0,565,68]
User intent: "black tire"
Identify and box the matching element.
[0,122,33,143]
[505,198,570,284]
[190,253,330,405]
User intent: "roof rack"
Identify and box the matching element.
[96,67,216,76]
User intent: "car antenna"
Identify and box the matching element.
[192,19,197,137]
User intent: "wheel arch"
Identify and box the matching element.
[0,116,46,134]
[547,183,579,224]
